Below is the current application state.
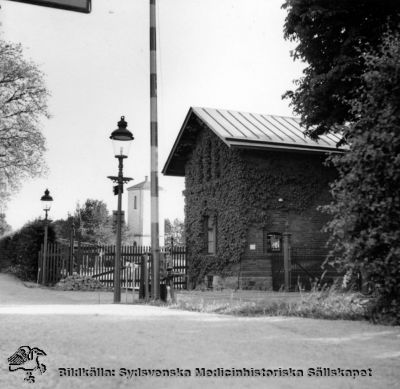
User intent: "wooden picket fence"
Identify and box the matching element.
[38,243,187,290]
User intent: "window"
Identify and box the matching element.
[205,216,216,254]
[264,232,282,253]
[134,196,137,209]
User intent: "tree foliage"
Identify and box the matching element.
[0,219,56,281]
[282,0,400,139]
[0,213,12,237]
[53,199,132,245]
[78,199,111,241]
[164,218,185,249]
[0,39,50,207]
[323,31,400,323]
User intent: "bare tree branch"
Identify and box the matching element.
[0,39,50,209]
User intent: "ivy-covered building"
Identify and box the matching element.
[162,107,343,290]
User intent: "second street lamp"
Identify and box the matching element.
[40,189,53,285]
[108,116,133,303]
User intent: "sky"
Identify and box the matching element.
[0,0,304,231]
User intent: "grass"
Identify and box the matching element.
[164,287,372,321]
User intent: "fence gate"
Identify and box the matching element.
[38,243,72,285]
[164,246,187,290]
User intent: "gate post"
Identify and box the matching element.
[283,232,291,292]
[37,246,43,284]
[144,254,150,301]
[139,255,145,299]
[139,254,150,301]
[69,223,74,276]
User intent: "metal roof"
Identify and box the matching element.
[192,107,342,150]
[162,107,344,176]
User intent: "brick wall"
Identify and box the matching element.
[238,151,334,290]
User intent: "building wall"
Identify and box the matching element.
[184,124,336,289]
[127,181,164,246]
[127,188,142,243]
[184,127,249,287]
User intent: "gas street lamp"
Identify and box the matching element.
[40,189,53,284]
[108,116,133,303]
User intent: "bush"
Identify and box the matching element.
[0,219,56,281]
[322,31,400,324]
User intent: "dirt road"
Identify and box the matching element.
[0,274,399,389]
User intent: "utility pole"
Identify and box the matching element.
[150,0,160,299]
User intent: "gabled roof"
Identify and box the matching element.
[162,107,344,176]
[127,176,150,191]
[127,176,163,191]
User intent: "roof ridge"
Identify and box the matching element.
[192,106,299,121]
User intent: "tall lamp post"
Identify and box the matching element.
[40,189,53,285]
[108,116,133,303]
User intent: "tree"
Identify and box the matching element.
[0,213,12,237]
[52,199,134,245]
[0,219,56,281]
[52,215,74,242]
[165,218,185,249]
[78,199,109,236]
[74,199,114,244]
[282,0,400,139]
[0,39,50,207]
[110,210,133,244]
[323,31,400,323]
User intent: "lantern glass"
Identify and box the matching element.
[112,138,132,157]
[42,200,51,211]
[40,189,53,211]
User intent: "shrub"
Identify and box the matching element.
[0,219,56,281]
[322,31,400,324]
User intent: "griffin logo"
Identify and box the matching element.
[8,346,47,383]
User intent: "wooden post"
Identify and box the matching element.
[77,232,82,275]
[37,246,42,284]
[144,254,149,301]
[140,254,149,301]
[139,255,144,299]
[283,232,291,292]
[69,219,74,276]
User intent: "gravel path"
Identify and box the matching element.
[0,273,399,389]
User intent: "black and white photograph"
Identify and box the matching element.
[0,0,399,388]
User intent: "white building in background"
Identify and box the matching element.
[127,176,165,246]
